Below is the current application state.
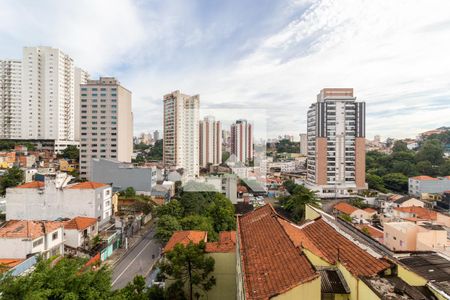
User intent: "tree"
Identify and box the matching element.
[439,160,450,176]
[205,193,236,233]
[280,183,319,222]
[180,215,217,241]
[416,139,444,165]
[416,160,437,176]
[366,173,386,192]
[117,275,165,300]
[61,145,80,161]
[382,173,408,193]
[155,215,182,243]
[0,257,114,299]
[392,140,409,153]
[0,166,24,195]
[122,187,137,198]
[159,242,216,300]
[156,199,184,219]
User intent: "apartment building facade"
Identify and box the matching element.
[163,90,200,178]
[74,67,89,141]
[79,77,133,180]
[199,116,222,167]
[230,119,253,163]
[0,60,22,139]
[306,88,367,197]
[409,175,450,196]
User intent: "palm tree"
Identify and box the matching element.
[282,184,319,222]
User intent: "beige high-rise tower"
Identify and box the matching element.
[199,116,222,167]
[163,90,199,178]
[79,77,133,180]
[0,60,22,139]
[306,88,366,197]
[230,119,253,163]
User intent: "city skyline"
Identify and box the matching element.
[2,0,450,139]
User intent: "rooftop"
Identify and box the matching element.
[238,205,318,300]
[0,220,62,239]
[280,217,390,277]
[357,224,384,239]
[394,206,437,220]
[66,182,109,189]
[205,231,236,253]
[163,230,207,253]
[64,217,97,231]
[333,202,359,215]
[411,176,439,181]
[15,181,44,189]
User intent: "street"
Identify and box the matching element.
[111,226,161,290]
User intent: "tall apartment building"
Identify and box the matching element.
[306,88,366,197]
[199,116,222,167]
[74,67,89,141]
[163,90,200,178]
[0,60,22,139]
[153,130,160,141]
[79,77,133,180]
[299,133,307,155]
[230,119,253,163]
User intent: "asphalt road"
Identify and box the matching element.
[111,226,161,290]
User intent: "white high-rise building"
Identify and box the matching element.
[163,90,200,178]
[231,119,253,163]
[199,116,222,167]
[0,60,22,139]
[299,133,307,155]
[306,88,367,197]
[74,67,89,141]
[20,46,85,151]
[79,77,133,180]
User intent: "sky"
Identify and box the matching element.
[1,0,450,140]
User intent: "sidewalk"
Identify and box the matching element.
[103,219,157,268]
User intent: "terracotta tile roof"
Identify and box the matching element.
[393,206,437,220]
[411,175,438,181]
[238,205,318,300]
[205,231,236,253]
[64,217,97,231]
[163,230,207,253]
[0,258,24,273]
[364,208,377,213]
[15,181,44,188]
[357,225,384,239]
[333,202,359,215]
[282,218,390,277]
[66,181,108,189]
[0,220,62,239]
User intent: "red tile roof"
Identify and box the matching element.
[393,206,437,220]
[411,176,438,181]
[333,202,359,215]
[64,217,97,231]
[238,205,318,300]
[364,208,377,213]
[205,231,236,253]
[0,220,62,239]
[281,218,390,277]
[15,181,44,188]
[66,182,108,189]
[357,225,384,239]
[163,230,207,253]
[0,259,24,273]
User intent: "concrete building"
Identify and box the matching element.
[79,77,133,180]
[153,130,160,141]
[306,88,367,197]
[92,158,157,194]
[199,116,222,167]
[0,220,64,259]
[74,67,89,141]
[163,90,200,178]
[5,178,113,226]
[409,175,450,196]
[0,60,22,139]
[20,47,84,151]
[63,217,98,249]
[230,119,253,163]
[299,133,307,155]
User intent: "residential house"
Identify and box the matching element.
[409,175,450,196]
[0,220,64,259]
[333,202,377,223]
[163,230,207,254]
[63,217,98,249]
[5,178,113,226]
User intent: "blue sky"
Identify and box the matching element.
[1,0,450,139]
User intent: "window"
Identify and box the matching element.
[33,238,43,248]
[52,232,58,240]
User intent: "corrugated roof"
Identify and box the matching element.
[238,204,318,300]
[318,268,350,294]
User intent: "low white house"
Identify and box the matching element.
[63,217,98,249]
[5,177,113,226]
[0,220,64,259]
